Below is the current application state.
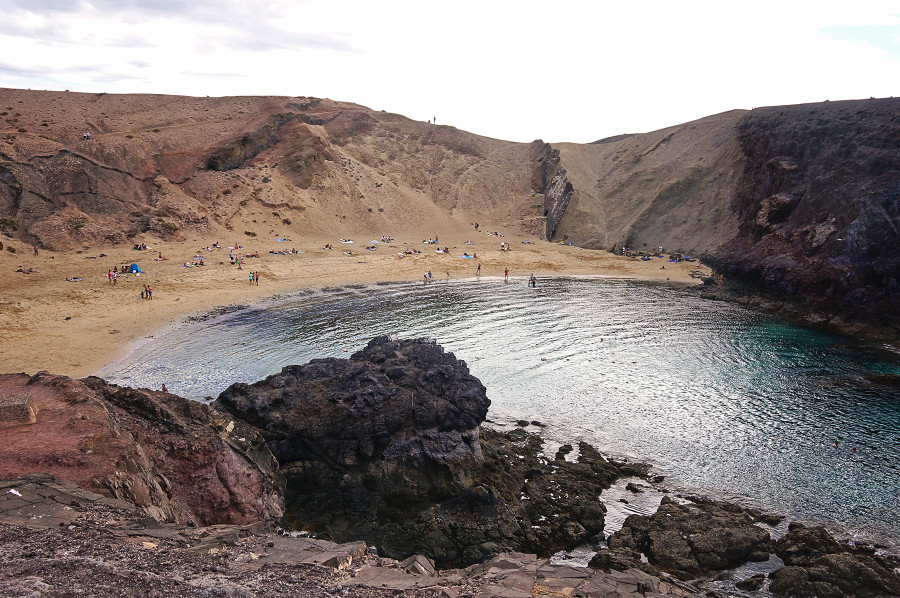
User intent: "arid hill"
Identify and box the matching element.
[1,89,898,334]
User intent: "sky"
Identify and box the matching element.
[1,1,898,144]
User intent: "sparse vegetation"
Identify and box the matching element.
[282,218,291,225]
[244,231,257,237]
[222,189,231,195]
[152,128,160,133]
[161,221,178,231]
[125,134,134,139]
[74,222,86,229]
[0,217,19,230]
[17,128,26,133]
[130,211,144,218]
[6,246,15,253]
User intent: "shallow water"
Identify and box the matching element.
[101,276,900,548]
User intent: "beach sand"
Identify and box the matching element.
[0,224,709,378]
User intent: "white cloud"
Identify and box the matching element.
[0,0,897,142]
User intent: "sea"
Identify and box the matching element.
[100,276,900,551]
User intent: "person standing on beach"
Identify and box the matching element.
[476,263,481,275]
[255,272,259,286]
[249,272,254,285]
[33,245,38,257]
[504,268,509,281]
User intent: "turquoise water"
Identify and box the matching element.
[101,277,900,548]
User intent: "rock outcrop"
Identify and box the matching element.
[530,140,574,240]
[716,98,900,336]
[0,473,705,597]
[0,371,283,526]
[769,521,900,597]
[600,495,775,580]
[215,336,640,567]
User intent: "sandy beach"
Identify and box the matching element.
[0,223,709,379]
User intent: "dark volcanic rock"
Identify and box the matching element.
[770,522,900,597]
[722,98,900,337]
[215,336,632,567]
[216,336,489,503]
[529,139,575,241]
[604,495,773,580]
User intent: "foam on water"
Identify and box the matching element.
[101,276,900,549]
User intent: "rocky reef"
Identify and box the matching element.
[599,495,775,580]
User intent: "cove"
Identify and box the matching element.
[101,276,900,549]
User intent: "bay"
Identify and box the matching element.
[101,276,900,549]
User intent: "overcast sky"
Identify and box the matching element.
[1,1,898,143]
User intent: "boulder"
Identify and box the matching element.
[215,337,632,567]
[605,495,773,579]
[770,522,900,597]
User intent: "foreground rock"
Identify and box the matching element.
[216,336,643,566]
[0,473,704,597]
[769,522,900,597]
[0,371,283,526]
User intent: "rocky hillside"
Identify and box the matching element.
[1,89,898,333]
[0,371,284,526]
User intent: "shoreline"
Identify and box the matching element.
[0,229,708,378]
[90,270,900,558]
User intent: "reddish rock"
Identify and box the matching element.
[0,371,283,526]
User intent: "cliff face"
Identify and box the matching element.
[719,99,900,333]
[523,100,900,335]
